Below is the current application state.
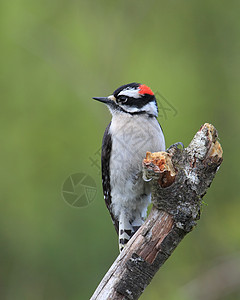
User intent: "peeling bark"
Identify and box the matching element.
[91,123,223,300]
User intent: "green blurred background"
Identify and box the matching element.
[1,1,239,299]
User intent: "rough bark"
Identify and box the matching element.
[91,123,223,300]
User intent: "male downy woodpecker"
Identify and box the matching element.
[93,83,165,251]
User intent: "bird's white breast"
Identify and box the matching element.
[109,112,165,218]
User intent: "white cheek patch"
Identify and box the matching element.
[119,105,139,113]
[118,88,141,99]
[142,102,158,116]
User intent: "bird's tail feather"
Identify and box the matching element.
[118,214,143,251]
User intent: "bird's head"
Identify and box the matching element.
[93,83,158,117]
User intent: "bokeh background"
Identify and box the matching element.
[1,1,239,299]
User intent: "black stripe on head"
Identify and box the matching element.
[124,94,156,109]
[113,82,140,97]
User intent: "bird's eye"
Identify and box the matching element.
[117,95,128,103]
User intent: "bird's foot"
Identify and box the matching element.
[167,142,184,151]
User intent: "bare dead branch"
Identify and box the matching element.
[91,123,223,300]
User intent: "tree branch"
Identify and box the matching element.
[91,123,223,300]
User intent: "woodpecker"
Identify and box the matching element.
[93,83,165,251]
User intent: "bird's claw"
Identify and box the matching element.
[167,142,184,151]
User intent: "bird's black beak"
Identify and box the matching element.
[92,97,112,104]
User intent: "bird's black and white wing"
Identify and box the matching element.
[101,122,119,233]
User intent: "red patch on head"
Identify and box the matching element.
[139,84,154,95]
